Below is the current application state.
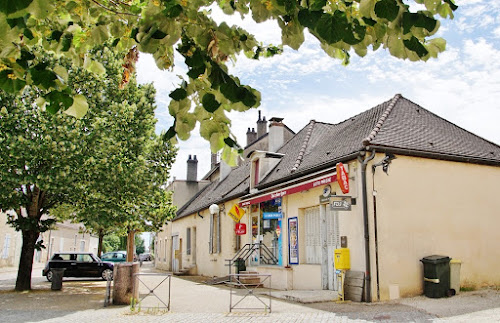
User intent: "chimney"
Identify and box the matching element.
[268,117,285,152]
[211,153,218,169]
[187,155,198,182]
[246,127,257,146]
[256,110,267,138]
[219,160,232,182]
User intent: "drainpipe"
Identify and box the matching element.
[358,149,376,302]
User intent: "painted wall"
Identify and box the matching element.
[171,199,249,277]
[367,154,500,300]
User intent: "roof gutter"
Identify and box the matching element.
[358,148,376,303]
[371,146,500,167]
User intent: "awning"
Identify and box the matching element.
[239,173,337,207]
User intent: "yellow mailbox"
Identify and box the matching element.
[334,248,350,270]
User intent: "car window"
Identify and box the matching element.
[76,254,93,262]
[52,254,71,261]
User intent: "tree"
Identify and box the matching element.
[0,87,87,291]
[0,45,176,290]
[0,0,457,155]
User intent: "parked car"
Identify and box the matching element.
[42,252,114,282]
[101,251,137,262]
[139,253,152,261]
[100,251,127,263]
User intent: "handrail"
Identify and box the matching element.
[225,242,278,275]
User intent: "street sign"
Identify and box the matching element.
[228,204,246,222]
[235,223,246,235]
[330,197,352,211]
[337,163,349,194]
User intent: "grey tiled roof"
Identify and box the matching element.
[259,94,500,187]
[175,94,500,217]
[175,162,250,219]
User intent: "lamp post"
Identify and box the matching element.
[209,204,220,215]
[209,204,220,254]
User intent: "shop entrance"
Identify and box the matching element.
[249,198,283,266]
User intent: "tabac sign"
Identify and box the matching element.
[336,163,349,194]
[228,204,246,222]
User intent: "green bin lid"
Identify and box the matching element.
[421,255,450,264]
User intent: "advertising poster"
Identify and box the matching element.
[288,217,299,265]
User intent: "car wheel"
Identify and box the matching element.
[101,269,113,281]
[46,270,53,282]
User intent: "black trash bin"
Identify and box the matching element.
[51,268,65,291]
[420,255,450,298]
[234,258,246,274]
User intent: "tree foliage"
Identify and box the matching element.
[0,0,457,154]
[0,45,177,289]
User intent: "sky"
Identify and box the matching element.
[137,0,500,181]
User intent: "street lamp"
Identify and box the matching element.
[209,204,220,215]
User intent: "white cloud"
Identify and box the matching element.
[136,1,500,181]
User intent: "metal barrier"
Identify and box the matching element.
[132,272,172,311]
[228,273,271,313]
[104,275,112,307]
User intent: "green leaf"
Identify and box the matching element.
[374,0,399,21]
[0,70,27,93]
[64,94,89,118]
[298,9,322,29]
[443,0,458,11]
[0,0,33,15]
[316,12,345,44]
[202,93,221,113]
[169,88,187,101]
[403,36,428,58]
[84,59,106,75]
[224,137,241,150]
[44,90,74,114]
[402,12,437,34]
[30,63,57,88]
[310,0,327,11]
[163,125,177,140]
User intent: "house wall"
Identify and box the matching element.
[367,154,500,300]
[156,180,210,271]
[172,199,249,277]
[39,221,99,262]
[1,215,98,267]
[0,212,22,267]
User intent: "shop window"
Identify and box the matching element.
[186,228,191,255]
[305,206,321,264]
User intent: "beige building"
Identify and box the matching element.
[162,95,500,301]
[1,211,98,268]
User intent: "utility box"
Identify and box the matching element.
[334,248,350,270]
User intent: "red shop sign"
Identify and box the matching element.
[337,163,349,194]
[235,223,246,235]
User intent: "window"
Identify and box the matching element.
[77,254,93,262]
[186,228,191,255]
[305,207,321,264]
[2,234,11,259]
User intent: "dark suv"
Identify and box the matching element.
[42,252,114,282]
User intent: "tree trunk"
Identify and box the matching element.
[15,229,39,291]
[97,230,104,257]
[126,230,135,262]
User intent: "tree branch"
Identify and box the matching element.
[90,0,139,16]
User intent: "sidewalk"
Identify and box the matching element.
[1,262,499,322]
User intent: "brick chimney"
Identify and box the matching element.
[246,127,257,146]
[268,117,285,152]
[187,155,198,182]
[256,110,267,138]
